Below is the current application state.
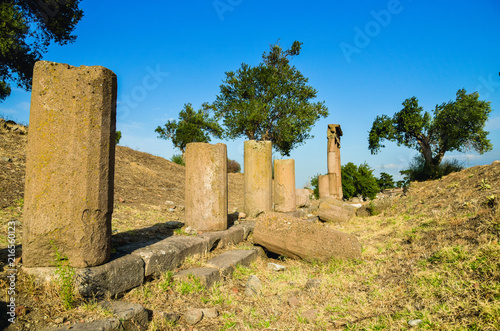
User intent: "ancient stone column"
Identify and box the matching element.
[244,140,272,217]
[274,159,296,212]
[327,124,343,199]
[185,142,228,231]
[318,174,330,198]
[23,61,117,268]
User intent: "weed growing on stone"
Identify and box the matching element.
[51,241,76,310]
[158,271,174,292]
[175,274,205,295]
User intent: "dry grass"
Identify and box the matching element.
[120,164,500,330]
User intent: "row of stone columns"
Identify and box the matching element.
[23,61,298,269]
[185,140,296,230]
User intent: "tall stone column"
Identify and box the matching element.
[244,140,272,217]
[23,61,117,268]
[327,124,343,199]
[185,142,228,231]
[318,174,330,198]
[274,159,296,212]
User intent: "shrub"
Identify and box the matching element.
[400,155,464,182]
[171,154,185,166]
[227,159,241,173]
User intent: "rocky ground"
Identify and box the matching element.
[1,120,499,330]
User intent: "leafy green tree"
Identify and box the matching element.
[0,0,83,101]
[208,41,329,156]
[369,89,493,179]
[115,131,122,145]
[155,103,223,155]
[341,162,380,200]
[377,172,394,190]
[357,163,380,200]
[341,163,358,200]
[309,174,320,199]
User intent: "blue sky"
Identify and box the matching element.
[1,0,499,187]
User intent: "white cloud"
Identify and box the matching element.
[443,154,481,161]
[378,163,400,169]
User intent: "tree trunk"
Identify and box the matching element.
[417,135,433,166]
[417,135,441,178]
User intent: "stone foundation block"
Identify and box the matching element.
[75,255,144,298]
[206,249,258,276]
[127,236,209,277]
[174,268,221,289]
[199,226,245,251]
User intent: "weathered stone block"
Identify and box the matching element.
[75,254,144,298]
[240,221,256,239]
[100,301,148,331]
[44,301,147,331]
[127,242,180,277]
[174,268,221,288]
[199,225,245,251]
[127,236,209,277]
[254,212,361,261]
[206,249,258,276]
[23,61,117,268]
[295,188,311,207]
[318,174,330,198]
[43,318,121,331]
[274,159,296,212]
[318,197,357,223]
[185,143,228,231]
[244,140,272,217]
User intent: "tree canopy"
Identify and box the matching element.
[369,89,493,177]
[155,103,223,155]
[341,162,379,200]
[377,172,394,190]
[0,0,83,101]
[207,41,329,156]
